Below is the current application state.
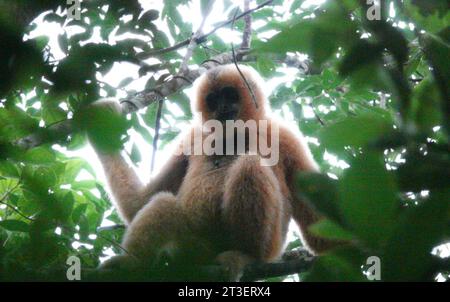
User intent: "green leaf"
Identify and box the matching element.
[42,106,67,125]
[396,150,450,193]
[63,158,94,183]
[139,9,159,24]
[309,219,354,241]
[0,162,20,178]
[0,220,29,232]
[21,147,56,165]
[368,21,409,65]
[383,190,450,281]
[317,114,393,153]
[339,152,398,249]
[339,40,383,77]
[130,143,142,165]
[78,214,90,240]
[77,104,129,153]
[72,203,88,224]
[295,172,343,225]
[255,3,357,65]
[305,247,367,281]
[410,77,442,132]
[117,77,134,88]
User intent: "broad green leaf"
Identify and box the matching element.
[72,203,88,224]
[295,172,343,225]
[339,40,383,77]
[0,220,29,232]
[0,162,20,178]
[339,152,398,249]
[21,147,56,165]
[317,114,393,153]
[255,2,357,65]
[309,219,354,241]
[130,143,142,165]
[410,77,443,132]
[383,190,450,281]
[305,247,367,281]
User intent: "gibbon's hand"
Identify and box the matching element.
[85,98,124,152]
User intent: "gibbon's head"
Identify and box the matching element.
[193,64,267,123]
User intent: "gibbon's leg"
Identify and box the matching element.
[120,192,187,267]
[222,155,284,262]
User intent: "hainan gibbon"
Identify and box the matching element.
[90,64,335,279]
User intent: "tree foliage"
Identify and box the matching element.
[0,0,449,281]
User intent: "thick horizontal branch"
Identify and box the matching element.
[1,248,315,281]
[14,49,248,149]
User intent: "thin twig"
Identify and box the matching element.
[136,0,273,59]
[146,0,215,173]
[0,201,35,222]
[241,0,252,49]
[14,50,314,150]
[150,99,164,173]
[231,8,258,108]
[310,104,325,126]
[97,224,126,232]
[0,177,34,222]
[179,0,215,73]
[96,232,130,255]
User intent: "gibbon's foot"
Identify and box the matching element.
[216,250,253,282]
[98,254,141,271]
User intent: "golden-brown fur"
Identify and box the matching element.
[91,64,333,277]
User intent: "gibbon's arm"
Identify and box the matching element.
[280,127,335,255]
[88,99,188,223]
[97,151,188,224]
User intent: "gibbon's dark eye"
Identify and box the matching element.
[221,86,239,103]
[205,92,218,112]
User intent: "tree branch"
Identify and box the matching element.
[136,0,273,59]
[15,50,312,150]
[231,7,258,108]
[241,0,252,49]
[179,0,215,73]
[14,49,247,149]
[2,248,315,281]
[150,99,163,173]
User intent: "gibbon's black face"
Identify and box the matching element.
[205,86,240,122]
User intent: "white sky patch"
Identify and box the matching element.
[302,105,315,119]
[323,151,350,169]
[302,0,327,9]
[99,247,116,263]
[55,227,62,235]
[72,241,94,250]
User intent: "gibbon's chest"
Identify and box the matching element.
[177,155,237,225]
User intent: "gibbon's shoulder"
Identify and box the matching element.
[276,120,319,172]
